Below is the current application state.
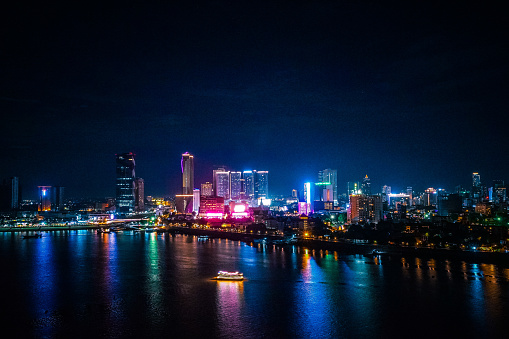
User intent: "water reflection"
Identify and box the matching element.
[294,251,337,337]
[216,281,246,337]
[32,235,57,332]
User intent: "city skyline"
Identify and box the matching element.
[1,1,507,198]
[3,150,507,201]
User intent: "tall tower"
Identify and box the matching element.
[181,152,194,195]
[254,170,269,199]
[230,171,242,200]
[10,177,19,210]
[361,175,371,195]
[318,169,338,204]
[135,177,145,211]
[242,171,254,200]
[116,152,136,212]
[472,172,481,203]
[38,186,52,212]
[214,169,230,199]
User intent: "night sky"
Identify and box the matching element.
[1,1,507,199]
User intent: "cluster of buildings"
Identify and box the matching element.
[174,152,269,218]
[1,151,508,239]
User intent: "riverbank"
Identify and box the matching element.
[0,225,102,232]
[164,227,509,265]
[3,225,508,265]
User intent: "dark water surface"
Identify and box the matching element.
[1,230,508,338]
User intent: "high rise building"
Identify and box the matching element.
[318,169,338,203]
[472,172,481,203]
[201,182,213,196]
[214,169,230,199]
[254,170,269,199]
[493,180,506,204]
[51,186,65,211]
[116,152,136,212]
[181,152,194,195]
[193,189,200,214]
[361,175,371,195]
[38,186,52,212]
[134,177,145,211]
[230,171,242,200]
[243,171,254,200]
[348,194,382,224]
[11,177,19,210]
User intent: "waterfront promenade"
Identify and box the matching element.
[3,224,509,265]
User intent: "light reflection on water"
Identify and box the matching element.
[1,231,509,338]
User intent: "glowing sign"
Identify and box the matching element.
[232,212,249,218]
[233,204,246,213]
[206,213,223,218]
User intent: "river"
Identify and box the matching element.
[1,229,508,338]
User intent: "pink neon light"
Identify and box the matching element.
[206,213,223,218]
[233,204,246,213]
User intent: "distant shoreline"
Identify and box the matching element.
[3,225,508,266]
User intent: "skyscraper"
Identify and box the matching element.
[230,171,242,200]
[318,169,338,204]
[11,177,19,210]
[243,171,254,200]
[51,186,65,211]
[254,170,268,199]
[181,152,194,195]
[214,170,230,199]
[472,172,481,203]
[134,177,145,211]
[116,152,136,212]
[38,186,52,212]
[361,175,371,195]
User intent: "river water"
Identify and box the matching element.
[1,230,508,338]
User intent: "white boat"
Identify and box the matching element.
[215,271,244,281]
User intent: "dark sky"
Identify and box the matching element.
[1,1,507,199]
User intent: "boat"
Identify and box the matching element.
[98,228,111,233]
[23,233,42,239]
[215,271,244,281]
[197,235,209,240]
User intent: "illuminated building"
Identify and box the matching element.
[181,152,194,195]
[382,185,391,203]
[193,189,200,214]
[201,182,213,196]
[387,193,411,207]
[243,171,254,200]
[254,170,268,199]
[230,171,242,200]
[348,194,382,224]
[38,186,52,212]
[134,178,144,211]
[229,201,249,218]
[175,195,193,214]
[303,182,314,215]
[361,175,371,195]
[318,169,337,203]
[214,169,230,199]
[116,152,136,212]
[471,172,481,203]
[199,196,225,218]
[347,181,360,195]
[423,188,437,206]
[493,180,506,204]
